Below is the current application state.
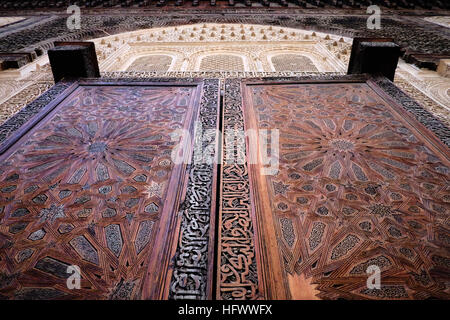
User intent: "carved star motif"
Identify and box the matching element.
[144,181,165,199]
[38,204,65,223]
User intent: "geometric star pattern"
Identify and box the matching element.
[0,83,198,299]
[247,82,450,299]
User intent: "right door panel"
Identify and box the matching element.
[218,76,450,300]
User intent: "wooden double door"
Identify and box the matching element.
[0,76,449,300]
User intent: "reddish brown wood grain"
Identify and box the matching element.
[0,80,203,300]
[240,78,450,300]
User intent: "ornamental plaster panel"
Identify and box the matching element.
[395,61,450,127]
[270,54,318,72]
[0,22,447,132]
[263,46,338,72]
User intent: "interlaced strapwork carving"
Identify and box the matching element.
[0,82,200,299]
[245,81,450,299]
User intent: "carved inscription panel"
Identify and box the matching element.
[242,81,450,299]
[0,83,201,299]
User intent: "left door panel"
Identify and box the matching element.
[0,79,217,300]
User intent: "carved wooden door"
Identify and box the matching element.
[216,76,450,300]
[1,76,449,301]
[0,79,220,300]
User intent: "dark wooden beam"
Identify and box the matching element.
[48,41,100,82]
[347,37,400,81]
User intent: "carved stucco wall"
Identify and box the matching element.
[0,22,448,127]
[0,62,53,124]
[125,54,174,72]
[94,23,349,73]
[395,61,450,126]
[199,54,246,71]
[270,54,318,72]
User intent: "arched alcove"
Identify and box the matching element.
[90,23,352,73]
[0,22,448,129]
